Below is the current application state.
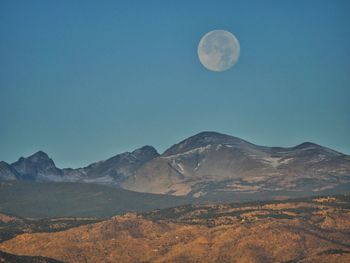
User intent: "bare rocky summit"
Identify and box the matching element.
[1,132,350,199]
[122,132,350,197]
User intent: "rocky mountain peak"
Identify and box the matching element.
[1,132,349,198]
[11,151,61,180]
[0,161,19,180]
[162,131,253,156]
[14,150,55,168]
[27,151,51,162]
[293,142,321,150]
[67,145,161,184]
[0,161,8,166]
[132,145,159,160]
[293,142,342,157]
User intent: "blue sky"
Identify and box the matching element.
[1,0,350,168]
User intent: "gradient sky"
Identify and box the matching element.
[1,0,350,168]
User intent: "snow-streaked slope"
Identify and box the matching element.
[122,132,350,197]
[1,132,349,198]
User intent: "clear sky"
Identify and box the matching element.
[1,0,350,168]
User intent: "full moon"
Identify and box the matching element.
[198,30,240,72]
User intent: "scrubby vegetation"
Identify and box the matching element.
[1,194,349,263]
[0,215,102,242]
[0,250,63,263]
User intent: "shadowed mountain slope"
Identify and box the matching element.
[1,132,350,198]
[122,132,350,197]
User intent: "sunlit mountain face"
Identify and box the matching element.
[1,132,350,202]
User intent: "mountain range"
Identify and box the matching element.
[1,131,350,198]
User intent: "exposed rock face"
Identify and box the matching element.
[1,132,350,197]
[64,145,160,184]
[122,132,350,196]
[1,146,159,184]
[1,197,350,263]
[11,151,63,181]
[163,131,254,156]
[0,161,19,181]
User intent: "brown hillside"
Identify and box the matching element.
[0,197,350,263]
